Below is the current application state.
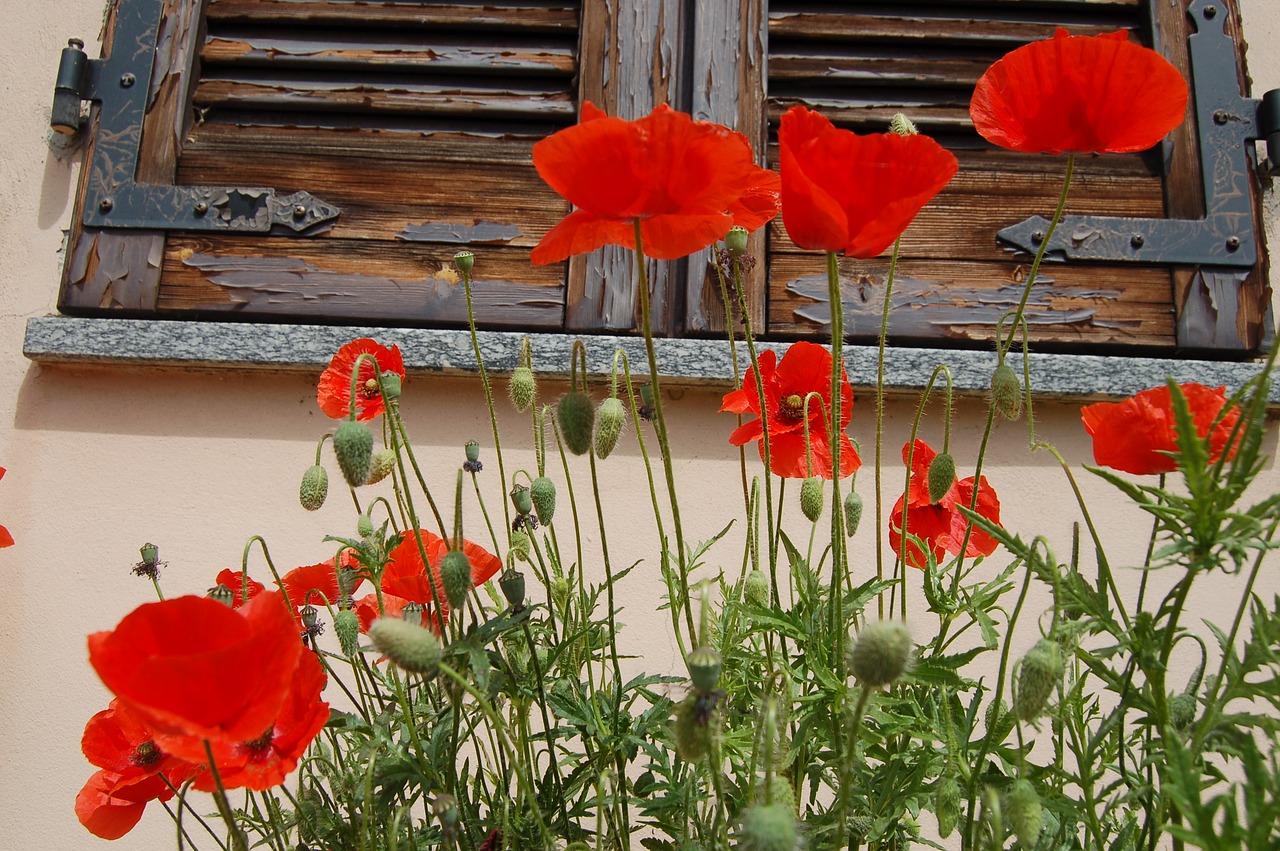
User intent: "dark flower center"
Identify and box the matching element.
[130,740,162,767]
[244,728,275,753]
[779,393,807,421]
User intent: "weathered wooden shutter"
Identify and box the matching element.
[61,0,581,330]
[689,0,1269,355]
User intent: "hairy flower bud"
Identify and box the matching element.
[671,694,720,762]
[927,452,956,504]
[369,617,442,674]
[686,645,723,695]
[800,477,823,522]
[335,609,361,656]
[509,529,532,563]
[991,362,1023,421]
[365,448,396,485]
[735,802,798,851]
[357,513,375,538]
[848,621,913,688]
[299,464,329,511]
[1008,779,1042,849]
[509,365,536,412]
[594,396,626,459]
[334,420,374,488]
[558,391,595,455]
[440,550,472,610]
[1013,638,1063,722]
[1169,691,1197,730]
[531,476,557,525]
[935,777,962,839]
[889,112,919,136]
[744,569,770,608]
[844,490,864,537]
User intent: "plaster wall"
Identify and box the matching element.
[2,2,1280,849]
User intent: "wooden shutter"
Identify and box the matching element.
[703,0,1268,354]
[61,0,581,331]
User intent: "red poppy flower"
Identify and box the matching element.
[530,102,778,263]
[196,647,328,791]
[889,440,1002,569]
[82,699,198,781]
[75,769,177,840]
[317,338,406,422]
[382,529,503,628]
[214,567,265,608]
[1081,383,1240,475]
[778,105,958,257]
[0,467,12,548]
[721,342,860,479]
[281,560,342,609]
[88,592,303,748]
[970,29,1188,155]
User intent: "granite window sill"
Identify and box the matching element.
[22,316,1280,403]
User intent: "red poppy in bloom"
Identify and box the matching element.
[75,769,178,840]
[317,338,406,422]
[720,342,860,479]
[889,440,1002,569]
[214,567,265,608]
[1081,383,1240,475]
[970,29,1188,155]
[0,467,12,548]
[89,592,303,748]
[196,647,328,791]
[778,105,958,258]
[281,560,343,609]
[530,102,779,263]
[381,529,504,628]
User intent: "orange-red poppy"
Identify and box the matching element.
[970,29,1188,155]
[214,567,265,608]
[89,592,304,748]
[721,342,860,479]
[889,440,1002,569]
[1081,383,1240,475]
[75,769,178,840]
[531,102,778,263]
[317,338,406,422]
[281,560,342,610]
[778,105,957,257]
[381,529,504,628]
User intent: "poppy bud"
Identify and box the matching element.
[764,775,797,815]
[565,843,591,851]
[550,576,571,612]
[509,365,536,412]
[357,513,375,538]
[510,484,534,516]
[671,694,719,762]
[744,569,770,608]
[991,362,1023,421]
[800,477,823,522]
[843,491,864,537]
[889,112,919,136]
[531,476,557,525]
[334,419,374,488]
[509,529,531,562]
[335,609,360,656]
[1169,691,1197,730]
[1013,638,1063,722]
[453,250,474,273]
[499,568,525,608]
[369,617,442,674]
[848,620,913,688]
[686,645,722,695]
[935,777,961,839]
[1008,779,1042,849]
[927,452,956,504]
[208,583,235,608]
[725,225,749,255]
[558,390,595,455]
[735,802,798,851]
[440,549,472,610]
[378,372,402,402]
[365,448,396,485]
[594,396,626,459]
[299,464,329,511]
[139,543,159,566]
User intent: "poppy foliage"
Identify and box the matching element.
[778,105,958,257]
[1081,383,1240,475]
[530,102,779,263]
[317,338,406,422]
[970,29,1188,155]
[889,440,1002,569]
[721,341,860,480]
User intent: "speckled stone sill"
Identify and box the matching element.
[22,316,1280,402]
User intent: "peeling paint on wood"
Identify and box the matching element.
[1177,267,1250,351]
[397,222,524,244]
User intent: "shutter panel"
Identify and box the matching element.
[61,0,580,331]
[760,0,1268,355]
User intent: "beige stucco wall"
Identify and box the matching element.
[4,2,1280,848]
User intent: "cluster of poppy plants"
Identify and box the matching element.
[79,28,1241,840]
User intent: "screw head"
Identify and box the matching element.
[68,38,84,50]
[1226,236,1241,251]
[1130,234,1145,248]
[292,205,307,219]
[1031,230,1045,245]
[193,201,209,216]
[1204,5,1217,18]
[98,197,113,213]
[120,73,135,88]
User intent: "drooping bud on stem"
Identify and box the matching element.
[530,476,556,525]
[299,465,329,511]
[369,617,442,674]
[927,452,956,504]
[800,476,823,522]
[334,419,374,488]
[847,620,913,688]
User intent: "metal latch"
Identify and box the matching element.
[50,0,340,234]
[998,0,1275,268]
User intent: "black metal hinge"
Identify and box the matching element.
[52,0,340,234]
[998,0,1270,268]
